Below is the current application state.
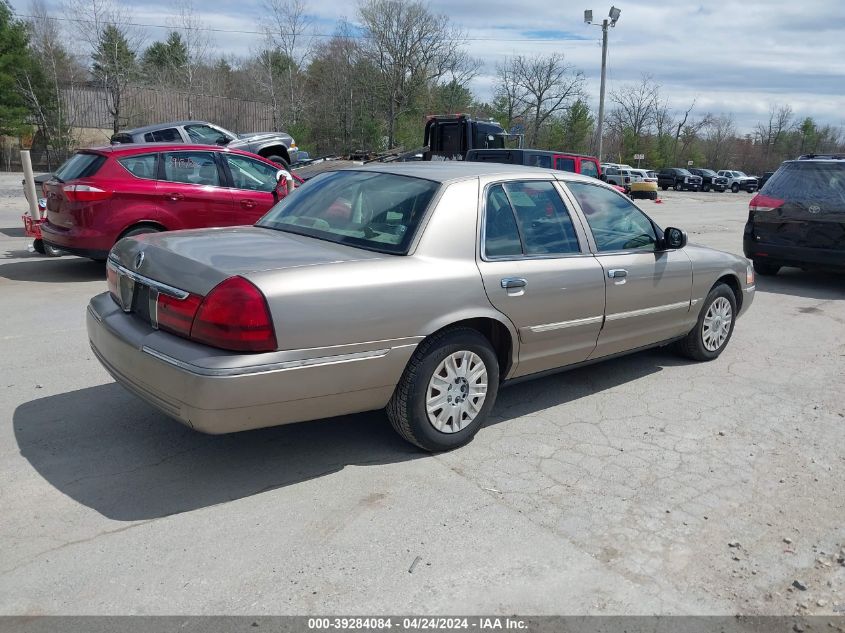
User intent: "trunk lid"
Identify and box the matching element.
[110,226,384,296]
[45,152,109,228]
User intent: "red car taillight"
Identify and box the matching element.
[63,184,112,202]
[157,292,203,338]
[749,194,784,213]
[189,277,277,353]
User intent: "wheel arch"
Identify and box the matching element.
[713,273,743,312]
[117,220,167,241]
[420,314,517,381]
[257,145,291,164]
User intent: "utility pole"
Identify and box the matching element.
[585,7,621,163]
[597,19,609,163]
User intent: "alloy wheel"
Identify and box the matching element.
[425,351,488,433]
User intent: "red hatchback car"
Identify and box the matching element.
[41,143,298,261]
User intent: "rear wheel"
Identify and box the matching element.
[43,242,64,256]
[650,191,658,200]
[387,327,499,452]
[702,184,710,192]
[753,260,780,276]
[32,239,45,254]
[677,283,737,361]
[731,183,740,193]
[661,185,668,191]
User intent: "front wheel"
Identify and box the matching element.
[702,184,710,192]
[676,284,737,361]
[674,183,682,191]
[387,327,499,452]
[731,183,740,193]
[266,155,290,169]
[661,185,668,191]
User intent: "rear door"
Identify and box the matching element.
[221,153,281,220]
[564,181,693,358]
[756,161,845,252]
[157,150,234,228]
[476,179,606,377]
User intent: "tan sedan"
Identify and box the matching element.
[88,163,755,451]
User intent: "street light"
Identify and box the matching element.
[584,6,621,162]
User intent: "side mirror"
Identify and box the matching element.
[663,226,687,250]
[215,136,229,146]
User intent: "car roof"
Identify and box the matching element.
[79,143,268,159]
[120,121,214,135]
[341,161,607,185]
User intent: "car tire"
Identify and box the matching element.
[731,183,740,193]
[43,242,64,257]
[650,191,658,200]
[702,184,710,192]
[387,327,500,452]
[753,260,780,276]
[266,155,290,169]
[661,185,668,191]
[32,239,46,255]
[674,183,682,191]
[676,283,737,362]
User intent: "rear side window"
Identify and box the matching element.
[580,160,599,179]
[143,128,182,143]
[118,154,157,179]
[161,151,221,186]
[54,153,106,181]
[483,181,581,258]
[763,162,845,206]
[555,157,576,172]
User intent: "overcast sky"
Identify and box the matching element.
[13,0,845,133]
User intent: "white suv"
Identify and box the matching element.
[717,170,758,193]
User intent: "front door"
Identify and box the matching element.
[475,179,607,378]
[564,180,693,358]
[221,153,282,221]
[157,150,234,229]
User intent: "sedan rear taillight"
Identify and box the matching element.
[749,194,784,213]
[189,277,277,352]
[63,184,112,202]
[157,292,203,338]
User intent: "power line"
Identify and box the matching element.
[13,12,587,43]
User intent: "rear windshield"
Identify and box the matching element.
[256,170,440,255]
[762,161,845,204]
[54,152,106,181]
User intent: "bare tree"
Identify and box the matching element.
[608,74,660,151]
[510,54,584,146]
[65,0,142,132]
[703,114,736,167]
[263,0,313,128]
[494,58,528,132]
[176,0,211,118]
[755,103,794,167]
[358,0,467,148]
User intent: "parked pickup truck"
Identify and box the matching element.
[688,168,727,192]
[717,170,758,193]
[657,168,703,191]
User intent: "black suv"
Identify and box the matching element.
[743,155,845,275]
[657,168,702,191]
[688,168,727,192]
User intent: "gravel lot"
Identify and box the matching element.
[0,171,843,615]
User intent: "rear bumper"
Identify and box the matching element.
[40,220,111,260]
[744,237,845,270]
[86,292,417,434]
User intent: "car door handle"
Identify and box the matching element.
[501,277,527,289]
[240,199,257,209]
[607,269,628,279]
[164,193,184,201]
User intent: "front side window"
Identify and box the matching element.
[567,182,658,252]
[580,160,599,178]
[225,154,278,192]
[257,171,439,254]
[483,181,581,258]
[118,154,157,179]
[185,124,231,145]
[161,151,221,186]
